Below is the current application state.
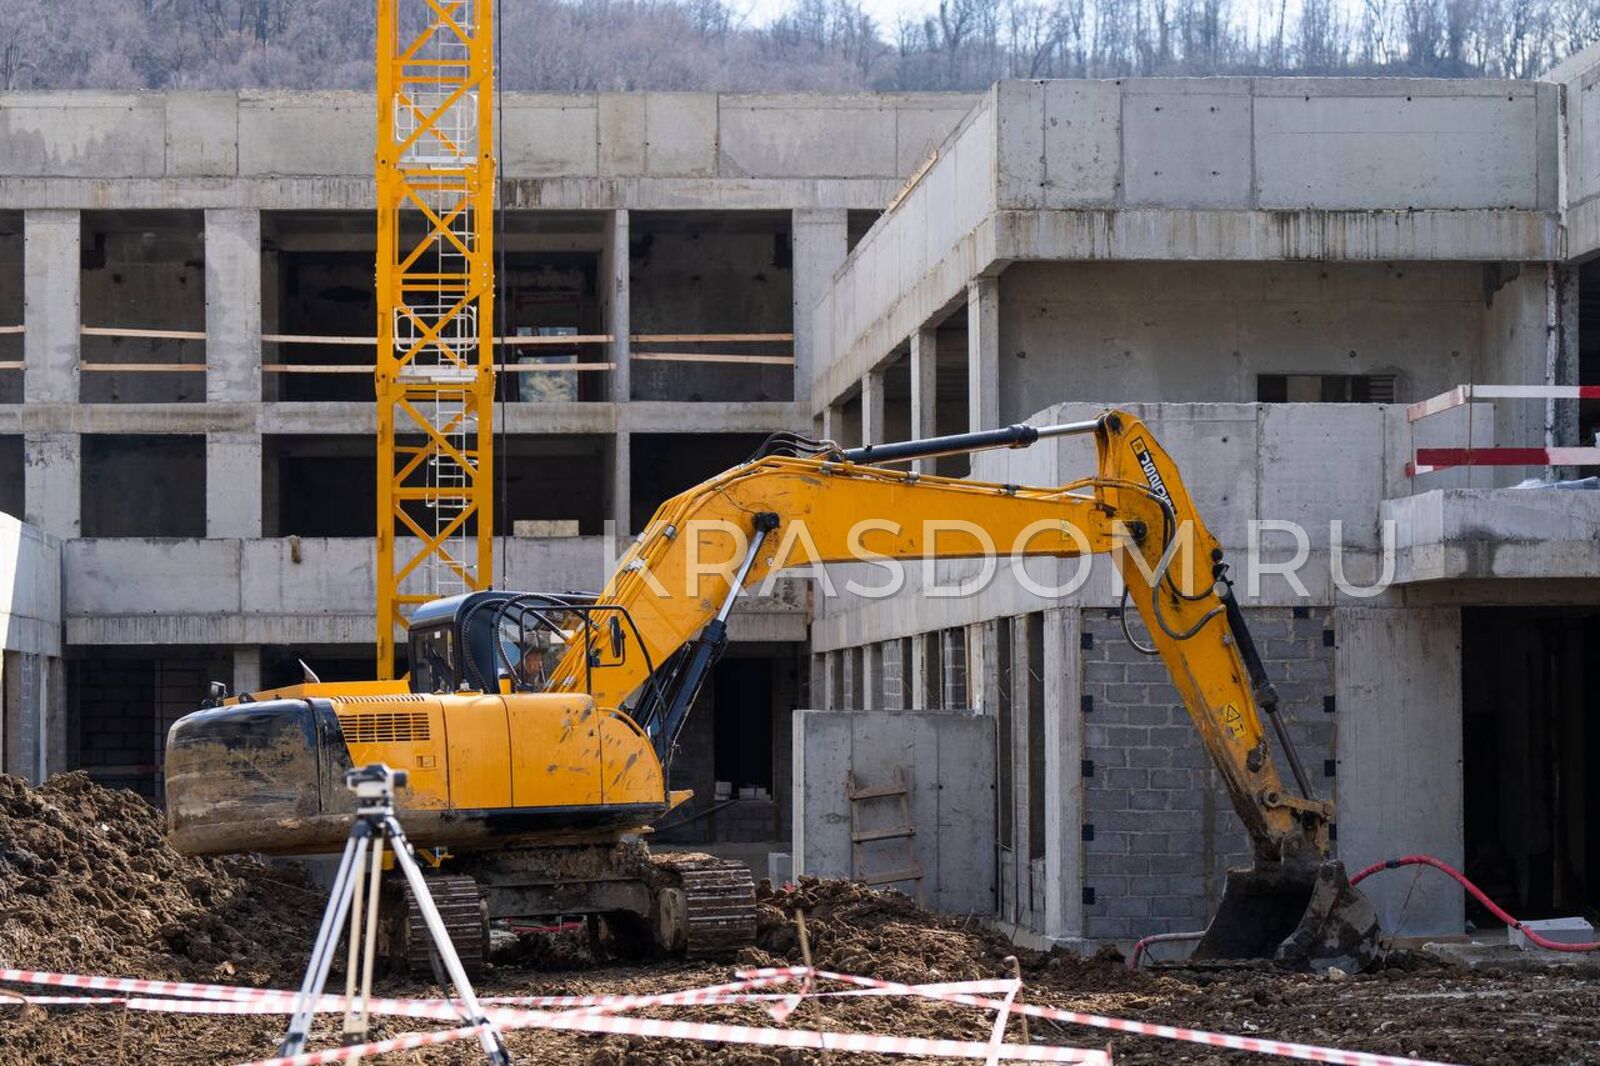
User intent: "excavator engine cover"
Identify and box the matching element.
[1192,860,1380,971]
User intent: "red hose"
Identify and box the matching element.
[1126,930,1205,970]
[1350,854,1600,953]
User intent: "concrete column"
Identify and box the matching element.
[966,277,1000,432]
[791,209,849,407]
[23,433,79,538]
[2,651,62,784]
[207,432,263,538]
[910,326,937,473]
[1008,617,1032,925]
[861,642,879,709]
[610,430,632,538]
[860,367,886,446]
[1041,607,1085,941]
[233,646,262,696]
[823,651,839,710]
[1336,607,1465,936]
[23,209,80,404]
[821,403,841,443]
[603,209,631,403]
[204,209,262,403]
[909,633,928,709]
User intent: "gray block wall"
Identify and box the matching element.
[1079,606,1336,939]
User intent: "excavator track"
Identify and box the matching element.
[388,873,489,980]
[649,854,757,958]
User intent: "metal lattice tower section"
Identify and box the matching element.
[375,0,495,677]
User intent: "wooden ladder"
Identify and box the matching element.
[845,765,924,904]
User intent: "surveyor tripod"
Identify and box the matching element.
[279,763,511,1063]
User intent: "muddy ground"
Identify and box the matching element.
[1,774,1597,1065]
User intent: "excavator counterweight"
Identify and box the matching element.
[165,409,1380,970]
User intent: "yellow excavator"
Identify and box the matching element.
[164,409,1381,970]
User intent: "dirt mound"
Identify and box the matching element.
[0,772,319,984]
[749,877,1143,993]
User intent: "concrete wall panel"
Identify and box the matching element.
[1255,91,1541,210]
[238,92,372,176]
[502,97,599,177]
[166,93,239,177]
[794,708,996,914]
[1121,81,1252,208]
[719,97,899,179]
[644,93,718,177]
[0,514,62,657]
[598,94,647,177]
[0,95,166,178]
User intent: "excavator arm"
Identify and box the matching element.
[543,408,1379,967]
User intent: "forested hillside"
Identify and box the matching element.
[0,0,1593,93]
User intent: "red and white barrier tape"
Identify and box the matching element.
[1,963,1463,1066]
[809,970,1459,1066]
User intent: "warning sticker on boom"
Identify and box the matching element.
[1221,702,1245,741]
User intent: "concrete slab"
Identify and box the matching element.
[1383,488,1600,582]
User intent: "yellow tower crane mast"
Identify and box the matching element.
[374,0,497,677]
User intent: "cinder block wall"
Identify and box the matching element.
[1079,606,1336,938]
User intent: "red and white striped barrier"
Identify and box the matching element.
[0,963,1465,1066]
[1405,384,1600,476]
[1408,446,1600,476]
[1406,384,1600,423]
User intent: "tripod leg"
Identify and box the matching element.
[340,838,367,1042]
[354,834,385,1041]
[281,828,371,1057]
[384,818,511,1065]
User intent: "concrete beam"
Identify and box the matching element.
[23,209,79,404]
[204,209,262,403]
[23,433,79,539]
[791,209,849,404]
[967,277,999,432]
[206,432,262,539]
[603,208,630,403]
[0,399,800,438]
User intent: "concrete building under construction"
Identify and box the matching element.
[2,60,1599,951]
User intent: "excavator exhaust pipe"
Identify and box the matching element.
[1193,860,1381,971]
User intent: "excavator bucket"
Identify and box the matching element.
[1192,860,1381,971]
